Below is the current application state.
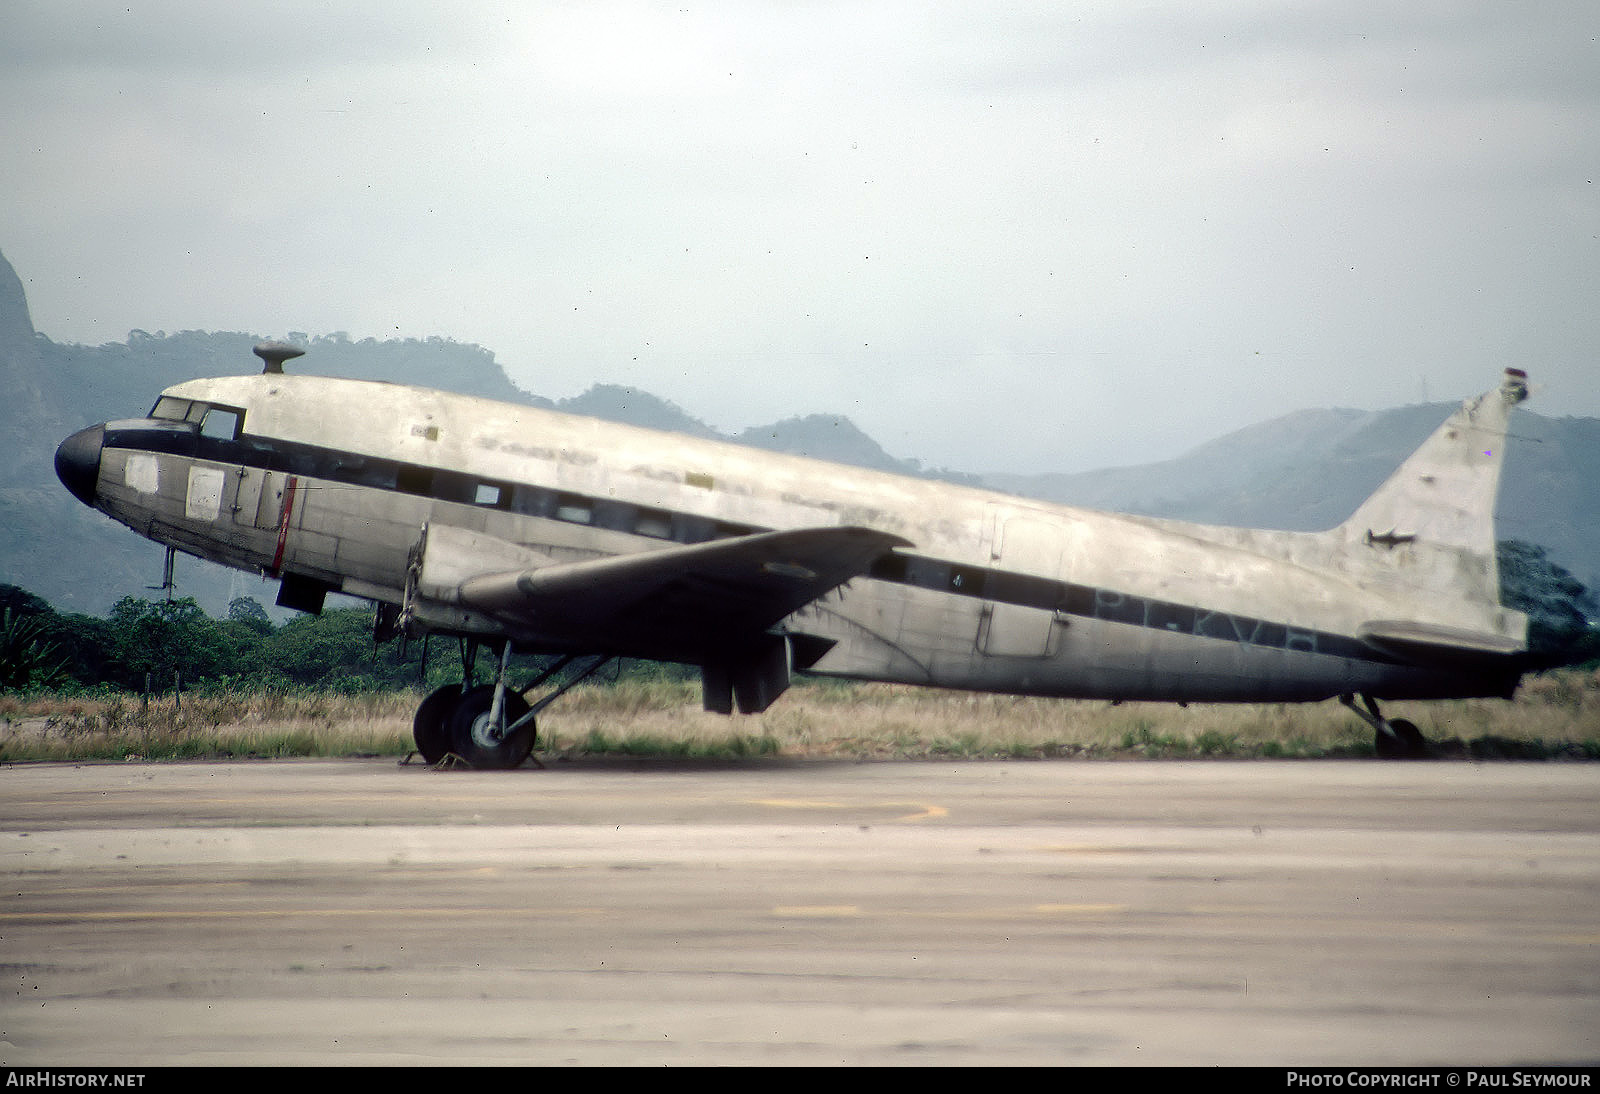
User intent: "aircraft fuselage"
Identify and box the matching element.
[55,369,1528,713]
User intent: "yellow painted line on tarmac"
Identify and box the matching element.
[771,906,862,918]
[749,798,948,822]
[887,802,948,822]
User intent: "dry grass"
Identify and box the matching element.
[3,667,1596,763]
[540,670,1600,761]
[0,688,417,762]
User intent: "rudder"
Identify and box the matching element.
[1332,369,1530,641]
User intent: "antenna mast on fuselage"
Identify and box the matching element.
[252,341,306,375]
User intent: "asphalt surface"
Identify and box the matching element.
[2,757,1597,1066]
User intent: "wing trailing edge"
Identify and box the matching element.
[423,523,908,663]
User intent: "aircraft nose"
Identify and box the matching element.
[55,424,105,506]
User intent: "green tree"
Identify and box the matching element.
[44,611,117,687]
[105,596,242,691]
[0,585,52,618]
[1498,540,1600,667]
[0,607,69,691]
[228,596,274,636]
[263,608,431,690]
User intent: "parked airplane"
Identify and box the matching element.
[55,343,1532,765]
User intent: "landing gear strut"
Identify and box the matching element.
[1340,693,1429,759]
[411,640,612,769]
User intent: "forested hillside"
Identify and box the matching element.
[3,245,1596,633]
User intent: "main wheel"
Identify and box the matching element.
[1375,717,1427,760]
[413,684,462,765]
[446,684,536,769]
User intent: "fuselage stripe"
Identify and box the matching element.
[269,474,299,576]
[103,423,1395,666]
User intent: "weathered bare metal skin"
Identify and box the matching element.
[59,361,1531,718]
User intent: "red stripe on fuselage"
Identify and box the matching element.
[269,475,299,575]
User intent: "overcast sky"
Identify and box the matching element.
[3,1,1596,475]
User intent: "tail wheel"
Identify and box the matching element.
[1376,718,1428,760]
[447,684,536,769]
[413,684,461,766]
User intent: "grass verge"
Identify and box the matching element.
[2,669,1596,764]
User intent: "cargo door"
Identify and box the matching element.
[979,512,1064,657]
[232,467,265,527]
[254,471,294,531]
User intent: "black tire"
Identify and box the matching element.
[413,684,462,766]
[1375,717,1428,760]
[446,684,536,769]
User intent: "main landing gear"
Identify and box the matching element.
[412,640,612,769]
[1340,693,1429,759]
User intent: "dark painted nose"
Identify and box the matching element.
[55,424,104,506]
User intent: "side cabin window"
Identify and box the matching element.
[396,466,434,497]
[553,494,594,525]
[395,467,509,508]
[473,483,507,508]
[633,509,674,539]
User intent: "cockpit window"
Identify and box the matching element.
[150,396,194,421]
[200,407,242,440]
[149,397,244,438]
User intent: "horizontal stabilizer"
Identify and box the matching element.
[1356,619,1526,666]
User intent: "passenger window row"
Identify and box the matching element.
[141,400,759,546]
[391,465,756,543]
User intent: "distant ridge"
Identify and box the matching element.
[983,397,1598,599]
[1,245,1594,617]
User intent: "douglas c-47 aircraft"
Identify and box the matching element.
[55,343,1533,766]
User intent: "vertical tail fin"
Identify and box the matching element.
[1334,369,1530,643]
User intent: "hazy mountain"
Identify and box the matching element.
[731,414,909,474]
[555,383,720,440]
[982,398,1600,598]
[2,245,1595,619]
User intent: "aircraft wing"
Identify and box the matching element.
[447,525,909,659]
[1356,619,1527,666]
